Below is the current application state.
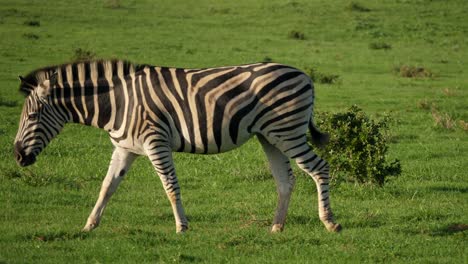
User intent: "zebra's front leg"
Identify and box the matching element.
[82,147,137,232]
[258,136,295,233]
[147,145,188,233]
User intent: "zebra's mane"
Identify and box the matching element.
[19,59,145,96]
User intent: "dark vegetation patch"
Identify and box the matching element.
[429,186,468,193]
[369,42,392,50]
[355,17,390,38]
[288,30,305,40]
[347,2,371,12]
[0,97,18,107]
[355,18,377,31]
[72,48,96,61]
[431,224,468,236]
[185,49,196,55]
[273,2,305,14]
[263,56,273,62]
[209,7,231,15]
[24,20,40,27]
[175,254,202,263]
[4,167,52,187]
[0,8,27,18]
[26,231,90,242]
[3,166,84,189]
[23,33,39,40]
[304,67,340,84]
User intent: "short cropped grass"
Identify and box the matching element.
[1,0,467,263]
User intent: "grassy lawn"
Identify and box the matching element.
[0,0,467,263]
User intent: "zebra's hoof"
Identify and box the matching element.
[325,223,342,232]
[82,220,99,232]
[82,224,95,232]
[271,224,284,233]
[176,225,189,234]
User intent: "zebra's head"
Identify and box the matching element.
[14,72,65,167]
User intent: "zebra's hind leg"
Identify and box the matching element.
[83,147,137,232]
[274,136,341,232]
[258,136,295,233]
[146,144,188,233]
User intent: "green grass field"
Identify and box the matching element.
[1,0,467,263]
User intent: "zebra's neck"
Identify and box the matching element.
[42,60,139,130]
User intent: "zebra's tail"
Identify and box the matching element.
[309,117,329,148]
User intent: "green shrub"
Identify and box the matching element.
[314,105,401,186]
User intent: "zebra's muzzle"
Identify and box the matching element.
[14,142,36,167]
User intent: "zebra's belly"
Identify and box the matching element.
[173,128,253,154]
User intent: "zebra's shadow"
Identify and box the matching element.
[22,230,91,242]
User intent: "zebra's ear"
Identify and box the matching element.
[18,75,35,96]
[49,71,58,87]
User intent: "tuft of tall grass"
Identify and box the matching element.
[458,120,468,132]
[394,65,433,78]
[431,109,455,130]
[417,99,465,131]
[442,88,456,97]
[417,98,435,111]
[104,0,122,9]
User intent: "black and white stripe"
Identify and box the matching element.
[14,59,341,233]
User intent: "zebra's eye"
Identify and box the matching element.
[28,112,39,121]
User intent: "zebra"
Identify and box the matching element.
[14,59,341,233]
